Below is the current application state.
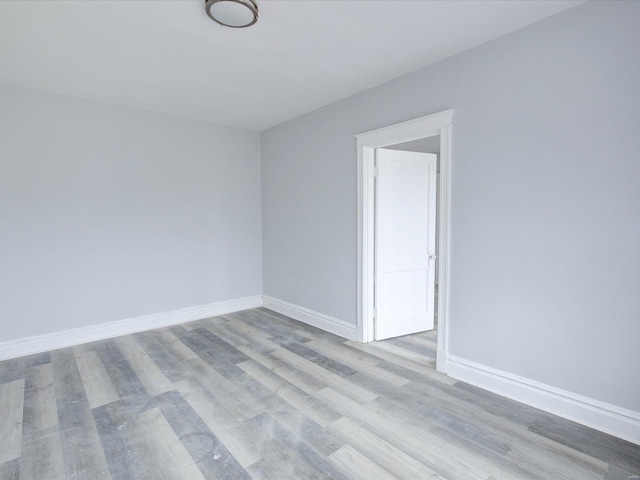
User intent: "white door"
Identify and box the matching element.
[375,148,437,340]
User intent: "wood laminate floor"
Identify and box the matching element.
[1,308,638,479]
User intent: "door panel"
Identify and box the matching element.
[375,148,437,340]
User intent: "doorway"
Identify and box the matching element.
[355,109,453,373]
[374,146,438,341]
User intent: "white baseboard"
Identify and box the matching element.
[262,296,357,341]
[447,355,640,446]
[0,295,263,361]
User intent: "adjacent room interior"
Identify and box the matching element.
[1,1,639,479]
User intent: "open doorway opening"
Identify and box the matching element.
[371,136,441,368]
[355,109,453,373]
[384,136,441,323]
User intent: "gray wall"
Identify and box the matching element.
[261,1,640,411]
[0,83,262,342]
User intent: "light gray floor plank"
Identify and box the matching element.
[133,331,191,383]
[236,345,329,395]
[207,323,251,349]
[346,339,450,382]
[157,329,263,424]
[51,348,111,480]
[397,381,609,479]
[19,426,64,480]
[154,329,200,361]
[187,326,250,365]
[0,358,24,385]
[370,337,436,364]
[92,340,149,405]
[230,309,310,344]
[529,415,640,474]
[367,395,543,479]
[170,326,248,381]
[0,379,24,464]
[0,459,19,480]
[149,390,252,479]
[245,413,348,480]
[383,334,436,360]
[222,316,277,345]
[306,338,410,387]
[74,350,120,409]
[317,386,489,480]
[327,416,443,479]
[1,308,639,479]
[21,363,57,434]
[329,444,398,480]
[115,335,174,397]
[19,363,65,480]
[237,358,342,428]
[175,377,261,469]
[605,464,639,480]
[270,337,359,378]
[269,347,378,404]
[133,407,207,480]
[93,397,150,480]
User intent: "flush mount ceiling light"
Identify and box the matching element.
[205,0,258,28]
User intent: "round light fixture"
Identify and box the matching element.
[205,0,258,28]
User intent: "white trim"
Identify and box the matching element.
[0,296,263,361]
[448,355,640,446]
[355,109,454,374]
[355,110,454,147]
[436,121,453,374]
[263,296,357,341]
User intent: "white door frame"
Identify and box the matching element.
[355,109,454,373]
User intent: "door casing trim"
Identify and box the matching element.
[355,109,454,373]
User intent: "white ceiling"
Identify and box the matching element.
[0,0,584,131]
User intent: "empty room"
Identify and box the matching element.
[1,1,639,479]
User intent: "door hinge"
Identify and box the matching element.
[373,165,378,177]
[372,309,377,319]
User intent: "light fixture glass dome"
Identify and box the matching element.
[205,0,258,28]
